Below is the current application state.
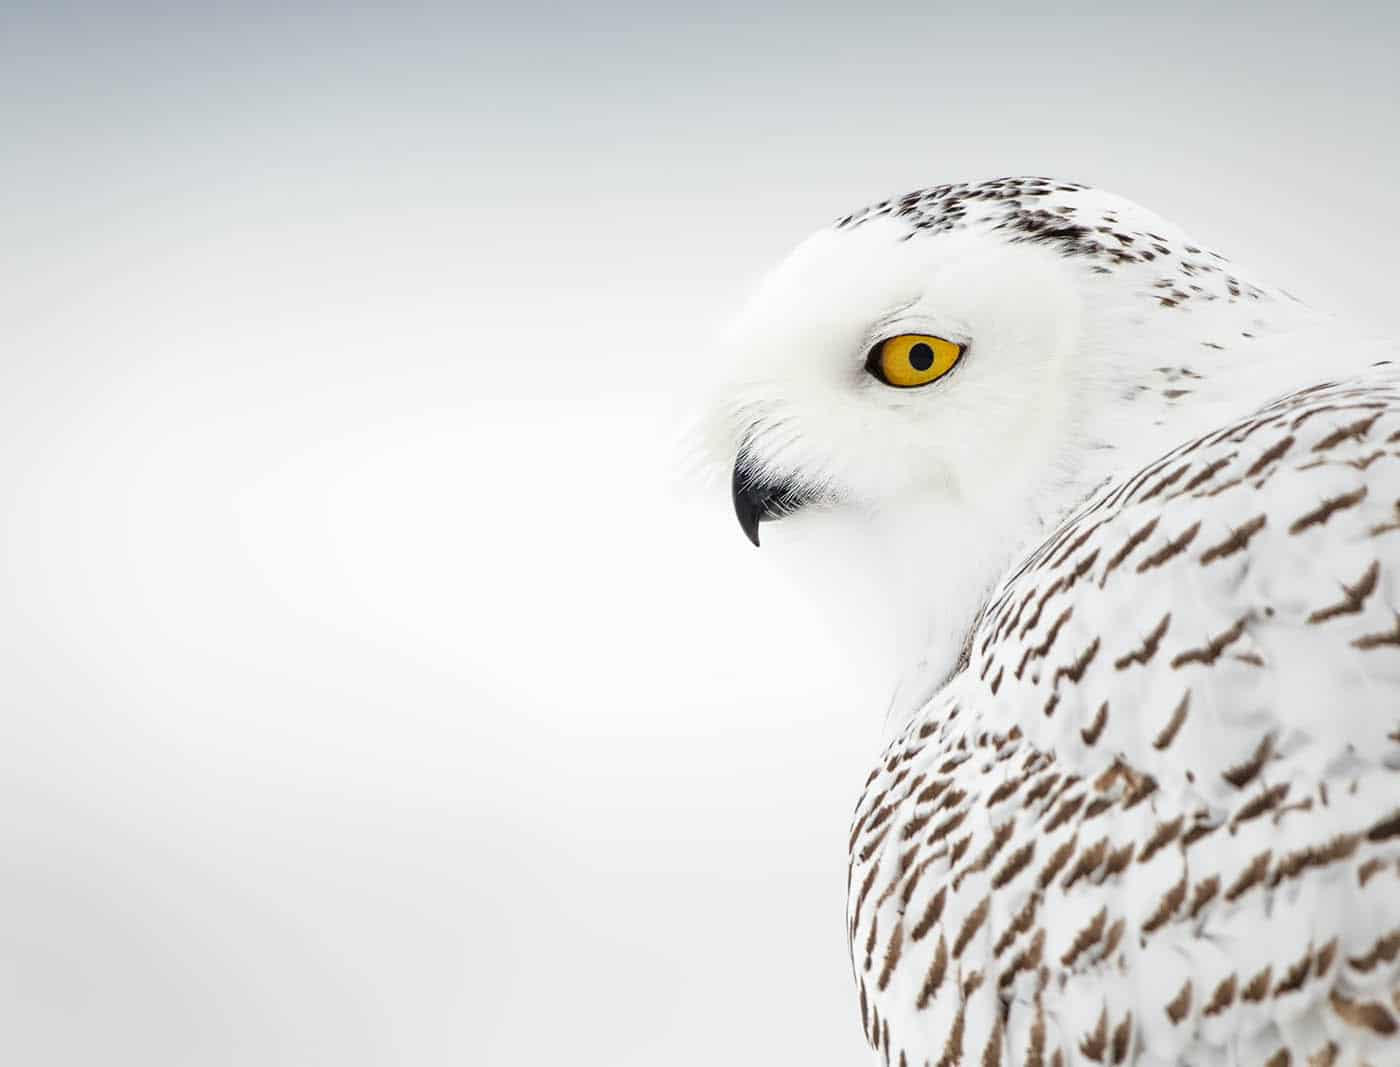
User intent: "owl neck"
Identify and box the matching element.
[881,300,1389,733]
[871,455,1100,731]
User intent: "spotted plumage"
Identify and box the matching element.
[707,178,1400,1067]
[850,368,1400,1067]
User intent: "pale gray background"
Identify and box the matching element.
[2,4,1397,1065]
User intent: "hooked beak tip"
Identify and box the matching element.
[731,463,763,547]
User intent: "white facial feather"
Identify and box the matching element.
[714,220,1080,507]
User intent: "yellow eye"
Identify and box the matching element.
[867,334,964,388]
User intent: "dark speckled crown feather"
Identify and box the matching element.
[834,176,1270,308]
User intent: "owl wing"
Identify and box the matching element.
[849,362,1400,1067]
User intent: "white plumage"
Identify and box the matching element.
[708,178,1400,1066]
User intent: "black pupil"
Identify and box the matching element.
[908,342,935,372]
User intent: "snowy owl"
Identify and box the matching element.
[708,178,1400,1066]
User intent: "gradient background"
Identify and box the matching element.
[3,5,1398,1065]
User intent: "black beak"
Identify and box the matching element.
[731,457,812,547]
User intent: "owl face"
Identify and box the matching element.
[714,215,1084,546]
